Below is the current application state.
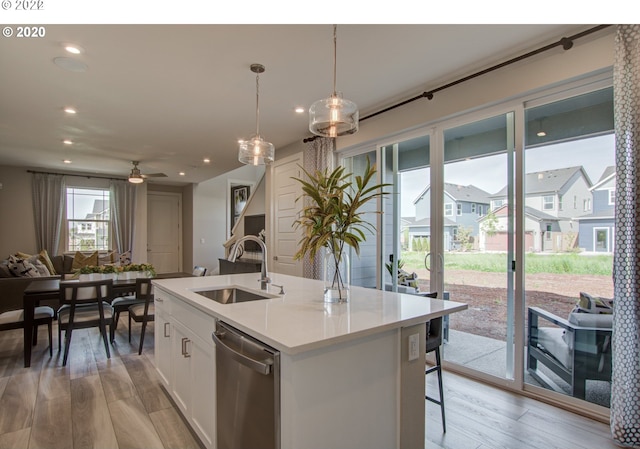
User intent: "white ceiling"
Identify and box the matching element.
[0,24,594,185]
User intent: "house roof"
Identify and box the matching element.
[405,217,457,228]
[490,166,591,198]
[590,166,615,191]
[574,208,615,220]
[413,183,491,205]
[479,204,559,222]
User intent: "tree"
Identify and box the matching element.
[481,210,500,237]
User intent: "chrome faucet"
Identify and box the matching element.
[229,235,270,290]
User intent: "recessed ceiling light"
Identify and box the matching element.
[203,158,210,163]
[64,44,83,55]
[64,107,77,114]
[179,172,185,176]
[63,159,72,164]
[295,107,305,114]
[62,139,73,145]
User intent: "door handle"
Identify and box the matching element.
[164,322,170,338]
[181,337,191,357]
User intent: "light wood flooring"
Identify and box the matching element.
[0,317,620,449]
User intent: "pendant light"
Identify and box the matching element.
[309,25,359,137]
[238,63,275,165]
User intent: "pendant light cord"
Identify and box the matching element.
[255,72,260,136]
[333,24,337,97]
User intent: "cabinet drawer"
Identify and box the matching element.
[172,296,217,344]
[154,288,173,314]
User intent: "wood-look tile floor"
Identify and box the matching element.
[0,317,620,449]
[0,320,202,449]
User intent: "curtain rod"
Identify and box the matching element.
[303,24,612,144]
[27,169,128,182]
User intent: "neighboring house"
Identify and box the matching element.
[486,166,592,252]
[404,216,458,252]
[412,183,491,250]
[576,166,615,253]
[70,199,110,250]
[478,205,568,252]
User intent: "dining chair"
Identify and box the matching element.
[0,306,55,356]
[420,291,446,433]
[58,279,114,366]
[110,284,146,341]
[126,278,154,355]
[192,266,207,276]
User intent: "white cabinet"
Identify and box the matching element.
[153,287,217,449]
[153,295,172,389]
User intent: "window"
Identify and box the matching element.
[471,203,476,213]
[573,195,577,209]
[558,194,563,211]
[457,204,462,215]
[543,195,554,210]
[66,187,110,251]
[608,189,615,205]
[583,198,592,211]
[492,199,506,210]
[445,203,453,216]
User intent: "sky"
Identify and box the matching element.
[400,134,615,217]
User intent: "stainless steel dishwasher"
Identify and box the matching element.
[212,320,280,449]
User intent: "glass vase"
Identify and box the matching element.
[323,247,350,303]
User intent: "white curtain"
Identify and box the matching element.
[611,24,640,448]
[110,180,137,257]
[302,137,335,279]
[32,173,66,256]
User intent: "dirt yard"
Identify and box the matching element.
[414,269,614,341]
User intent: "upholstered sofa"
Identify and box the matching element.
[0,252,116,314]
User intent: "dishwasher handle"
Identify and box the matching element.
[212,330,273,375]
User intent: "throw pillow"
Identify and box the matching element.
[119,250,132,265]
[7,254,39,277]
[576,292,613,314]
[27,255,51,276]
[72,251,99,270]
[98,250,117,265]
[0,260,12,278]
[38,249,57,275]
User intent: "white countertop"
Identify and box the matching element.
[153,272,467,355]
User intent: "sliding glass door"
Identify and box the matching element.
[440,112,516,380]
[338,74,615,413]
[523,87,615,407]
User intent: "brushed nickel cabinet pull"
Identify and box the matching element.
[181,337,191,357]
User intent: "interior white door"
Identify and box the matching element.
[271,154,303,276]
[147,192,182,273]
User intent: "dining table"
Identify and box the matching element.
[22,272,193,367]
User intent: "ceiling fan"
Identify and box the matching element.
[128,161,167,184]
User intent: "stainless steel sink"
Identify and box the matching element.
[194,287,272,304]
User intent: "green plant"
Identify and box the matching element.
[385,258,405,277]
[293,158,388,260]
[292,158,389,298]
[139,263,156,277]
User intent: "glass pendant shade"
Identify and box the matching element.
[309,92,359,137]
[238,63,274,166]
[238,135,275,165]
[309,25,359,137]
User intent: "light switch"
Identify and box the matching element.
[200,238,205,244]
[408,333,419,361]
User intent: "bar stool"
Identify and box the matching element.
[421,291,446,433]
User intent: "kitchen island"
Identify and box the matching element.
[152,272,467,449]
